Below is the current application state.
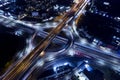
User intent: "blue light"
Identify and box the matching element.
[85,64,93,72]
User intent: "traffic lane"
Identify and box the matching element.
[26,56,90,79]
[74,43,120,71]
[2,0,88,79]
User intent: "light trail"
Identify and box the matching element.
[1,0,89,80]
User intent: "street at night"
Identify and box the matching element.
[0,0,120,80]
